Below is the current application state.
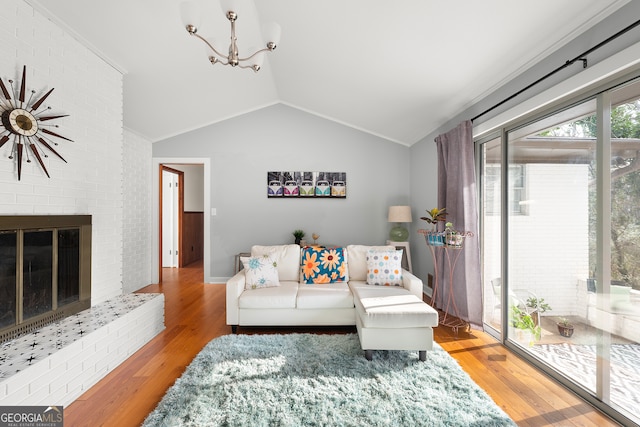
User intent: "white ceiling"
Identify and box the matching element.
[28,0,628,146]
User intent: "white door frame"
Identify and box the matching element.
[152,157,211,283]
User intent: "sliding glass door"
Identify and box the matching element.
[480,77,640,425]
[480,135,503,334]
[506,97,599,390]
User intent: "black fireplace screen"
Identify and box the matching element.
[0,216,91,342]
[0,231,17,329]
[57,229,80,307]
[23,230,54,320]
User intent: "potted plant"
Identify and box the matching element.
[420,207,447,228]
[293,229,305,245]
[525,297,552,326]
[510,305,541,346]
[420,208,447,246]
[556,317,575,338]
[444,222,464,248]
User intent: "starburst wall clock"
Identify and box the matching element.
[0,65,71,180]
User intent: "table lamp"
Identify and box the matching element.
[388,205,412,241]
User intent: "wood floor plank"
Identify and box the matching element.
[438,333,546,426]
[458,340,574,425]
[434,326,617,426]
[64,264,621,426]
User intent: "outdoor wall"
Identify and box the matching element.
[0,0,124,304]
[122,130,153,293]
[485,164,589,316]
[153,104,412,279]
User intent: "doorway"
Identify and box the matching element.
[154,159,210,284]
[161,166,183,269]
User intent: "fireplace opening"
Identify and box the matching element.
[0,215,91,343]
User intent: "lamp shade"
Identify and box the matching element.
[388,206,412,223]
[262,22,281,46]
[220,0,241,15]
[180,1,201,29]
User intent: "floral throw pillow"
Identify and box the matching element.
[366,249,403,286]
[241,255,280,290]
[300,246,348,284]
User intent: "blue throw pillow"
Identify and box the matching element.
[300,246,348,284]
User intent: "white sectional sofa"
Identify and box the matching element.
[226,244,439,360]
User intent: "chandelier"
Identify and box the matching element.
[180,0,281,72]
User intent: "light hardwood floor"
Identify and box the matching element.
[65,263,619,426]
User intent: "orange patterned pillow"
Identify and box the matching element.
[300,246,348,284]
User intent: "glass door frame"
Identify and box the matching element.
[476,73,640,427]
[476,130,506,342]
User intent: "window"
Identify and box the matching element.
[479,76,640,427]
[484,164,528,216]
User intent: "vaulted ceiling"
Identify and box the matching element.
[28,0,628,145]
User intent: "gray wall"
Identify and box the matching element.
[153,1,640,286]
[153,104,412,278]
[409,0,640,285]
[408,136,438,286]
[170,164,205,212]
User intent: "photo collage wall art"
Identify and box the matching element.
[267,172,347,198]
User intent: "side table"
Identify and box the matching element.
[234,252,250,273]
[386,240,412,273]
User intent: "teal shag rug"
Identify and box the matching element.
[143,333,515,427]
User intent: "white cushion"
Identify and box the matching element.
[241,255,279,290]
[351,284,412,302]
[297,282,354,309]
[239,281,298,309]
[251,244,301,281]
[346,245,395,281]
[348,280,369,290]
[352,286,438,328]
[366,249,403,286]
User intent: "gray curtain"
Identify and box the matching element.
[434,120,482,328]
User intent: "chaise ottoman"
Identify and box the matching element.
[351,286,439,361]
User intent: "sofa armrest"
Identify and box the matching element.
[402,269,424,300]
[226,270,246,325]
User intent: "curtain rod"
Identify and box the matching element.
[468,17,640,124]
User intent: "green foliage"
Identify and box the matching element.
[526,297,552,313]
[420,208,447,225]
[293,229,305,239]
[510,305,542,342]
[541,101,640,290]
[601,103,640,290]
[557,317,573,327]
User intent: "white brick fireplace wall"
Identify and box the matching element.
[123,130,153,293]
[0,0,124,303]
[0,0,162,406]
[0,294,164,407]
